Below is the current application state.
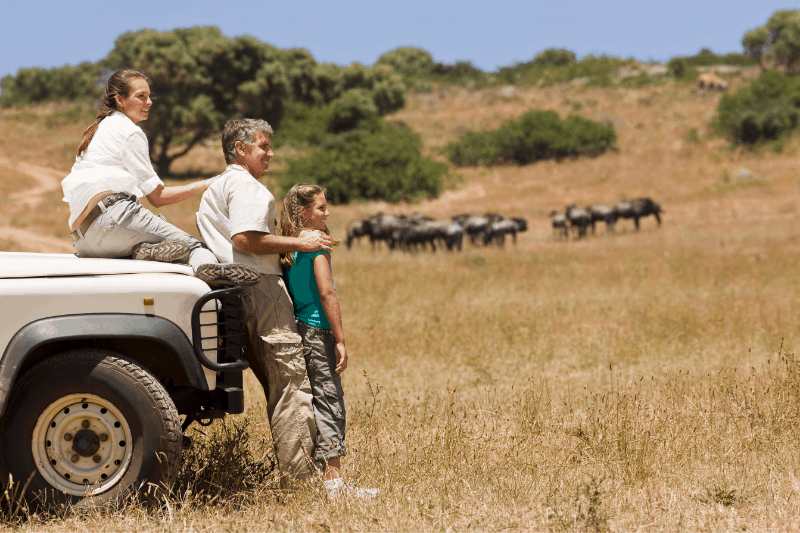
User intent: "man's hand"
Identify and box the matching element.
[298,229,333,253]
[335,342,348,373]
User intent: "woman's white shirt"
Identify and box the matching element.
[61,111,164,227]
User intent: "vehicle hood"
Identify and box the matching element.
[0,252,194,279]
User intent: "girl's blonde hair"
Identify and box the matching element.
[279,183,340,269]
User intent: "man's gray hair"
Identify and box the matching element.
[221,118,274,164]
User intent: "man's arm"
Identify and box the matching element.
[232,230,332,255]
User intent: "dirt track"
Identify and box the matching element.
[0,157,73,253]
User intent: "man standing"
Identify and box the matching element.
[196,118,332,486]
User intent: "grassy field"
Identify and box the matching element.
[3,74,800,531]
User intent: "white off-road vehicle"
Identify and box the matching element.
[0,251,249,507]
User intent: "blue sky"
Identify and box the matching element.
[0,0,793,79]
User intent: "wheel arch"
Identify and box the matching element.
[0,314,209,418]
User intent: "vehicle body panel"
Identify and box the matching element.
[0,272,217,389]
[0,252,194,279]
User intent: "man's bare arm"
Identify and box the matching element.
[231,230,332,255]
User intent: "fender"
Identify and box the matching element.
[0,314,208,417]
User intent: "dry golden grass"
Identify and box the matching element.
[4,76,800,530]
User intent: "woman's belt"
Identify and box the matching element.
[71,192,134,238]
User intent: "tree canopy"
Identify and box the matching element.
[0,26,406,176]
[742,10,800,74]
[0,62,98,107]
[98,27,406,175]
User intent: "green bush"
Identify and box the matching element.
[273,102,330,148]
[674,48,756,68]
[376,47,436,78]
[327,88,379,132]
[278,121,447,203]
[444,130,505,166]
[0,62,99,107]
[430,61,489,87]
[446,110,616,166]
[714,70,800,144]
[668,58,688,78]
[532,48,577,68]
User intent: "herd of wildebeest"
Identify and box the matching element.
[344,197,662,252]
[346,212,528,252]
[550,197,662,240]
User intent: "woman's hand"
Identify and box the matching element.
[146,178,214,208]
[335,342,348,373]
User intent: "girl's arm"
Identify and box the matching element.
[313,253,348,373]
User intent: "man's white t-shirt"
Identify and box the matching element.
[196,164,281,275]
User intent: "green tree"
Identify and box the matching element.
[532,48,577,68]
[339,63,406,115]
[667,58,688,78]
[742,27,769,61]
[102,27,291,175]
[102,28,406,174]
[714,70,800,144]
[743,10,800,73]
[1,26,408,174]
[0,62,98,107]
[328,89,379,132]
[376,47,436,78]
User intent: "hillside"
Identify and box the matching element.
[4,72,800,530]
[1,72,795,250]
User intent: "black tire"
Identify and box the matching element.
[0,349,181,509]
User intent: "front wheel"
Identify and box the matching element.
[0,349,182,508]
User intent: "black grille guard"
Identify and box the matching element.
[190,286,249,372]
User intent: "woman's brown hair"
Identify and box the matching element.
[76,68,149,157]
[279,183,340,269]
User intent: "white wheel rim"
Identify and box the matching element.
[31,393,133,497]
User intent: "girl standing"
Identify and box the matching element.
[280,183,377,498]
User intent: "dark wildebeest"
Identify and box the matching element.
[456,214,490,245]
[409,213,435,225]
[550,210,569,241]
[346,220,369,249]
[451,213,473,226]
[362,213,407,249]
[585,204,616,234]
[484,217,528,246]
[443,222,464,251]
[566,205,591,239]
[612,197,662,231]
[394,220,462,252]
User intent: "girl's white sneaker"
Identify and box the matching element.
[325,478,379,499]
